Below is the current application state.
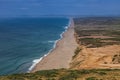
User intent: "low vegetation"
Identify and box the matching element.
[74,17,120,48]
[112,53,120,64]
[72,47,82,59]
[0,69,120,80]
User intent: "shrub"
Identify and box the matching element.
[73,47,81,58]
[86,77,97,80]
[36,69,58,77]
[78,69,90,74]
[97,72,107,75]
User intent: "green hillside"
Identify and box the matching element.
[0,69,120,80]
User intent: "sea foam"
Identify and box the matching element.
[48,40,55,43]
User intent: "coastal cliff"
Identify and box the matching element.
[70,17,120,69]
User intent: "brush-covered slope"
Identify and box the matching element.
[0,69,120,80]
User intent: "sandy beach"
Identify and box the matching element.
[32,19,78,72]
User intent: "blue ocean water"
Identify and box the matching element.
[0,18,69,75]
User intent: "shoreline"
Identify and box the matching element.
[28,19,71,72]
[31,18,78,72]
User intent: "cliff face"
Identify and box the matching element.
[70,17,120,69]
[70,45,120,69]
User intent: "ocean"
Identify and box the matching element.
[0,17,69,75]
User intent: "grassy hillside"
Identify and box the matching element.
[0,69,120,80]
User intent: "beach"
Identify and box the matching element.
[32,19,78,72]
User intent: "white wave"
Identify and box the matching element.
[28,53,49,72]
[28,58,42,72]
[48,40,55,43]
[64,26,68,30]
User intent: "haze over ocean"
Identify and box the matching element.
[0,18,69,75]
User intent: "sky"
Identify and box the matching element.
[0,0,120,17]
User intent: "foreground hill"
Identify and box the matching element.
[0,69,120,80]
